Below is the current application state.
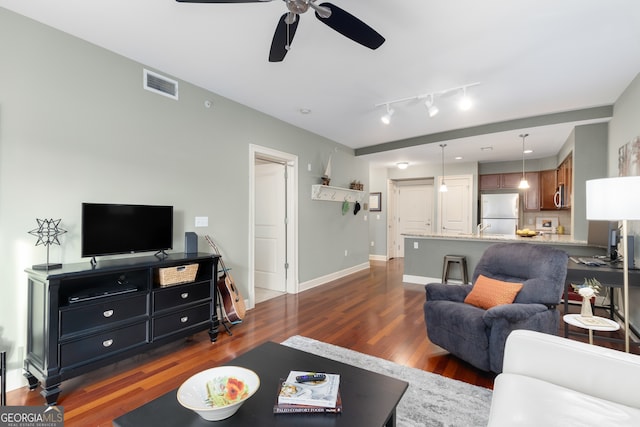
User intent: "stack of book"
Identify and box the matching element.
[274,370,342,414]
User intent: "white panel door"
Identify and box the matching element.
[438,175,473,235]
[255,162,286,291]
[397,181,433,257]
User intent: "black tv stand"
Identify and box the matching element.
[24,253,219,405]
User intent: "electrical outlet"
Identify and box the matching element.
[195,216,208,227]
[414,242,419,249]
[344,249,348,256]
[364,215,368,221]
[376,214,381,220]
[370,241,375,247]
[307,163,312,172]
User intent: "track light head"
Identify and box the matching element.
[425,94,439,117]
[381,104,394,125]
[458,87,472,111]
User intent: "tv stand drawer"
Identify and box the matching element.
[60,293,149,339]
[152,302,211,339]
[60,322,148,368]
[153,281,211,312]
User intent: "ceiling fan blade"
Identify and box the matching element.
[175,0,271,3]
[269,13,300,62]
[315,2,385,50]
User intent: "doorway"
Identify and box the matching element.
[388,179,434,258]
[249,145,298,308]
[437,174,473,234]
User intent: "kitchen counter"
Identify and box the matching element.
[403,233,605,285]
[404,232,586,245]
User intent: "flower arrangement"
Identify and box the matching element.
[205,376,250,407]
[571,277,601,299]
[571,277,601,318]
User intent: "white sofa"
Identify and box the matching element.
[487,329,640,426]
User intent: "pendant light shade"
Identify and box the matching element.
[439,144,448,192]
[518,134,530,189]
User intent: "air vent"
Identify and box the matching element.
[143,69,178,100]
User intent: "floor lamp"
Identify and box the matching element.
[586,176,640,352]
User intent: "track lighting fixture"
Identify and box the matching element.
[396,162,409,170]
[439,144,448,193]
[381,104,394,125]
[518,133,530,189]
[375,82,479,123]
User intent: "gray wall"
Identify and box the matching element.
[608,72,640,334]
[0,8,369,388]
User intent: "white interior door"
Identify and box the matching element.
[396,181,433,257]
[438,175,473,234]
[255,161,286,292]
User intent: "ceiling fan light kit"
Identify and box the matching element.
[176,0,385,62]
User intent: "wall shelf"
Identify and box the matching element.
[311,185,364,202]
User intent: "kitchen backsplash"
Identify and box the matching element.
[523,210,572,235]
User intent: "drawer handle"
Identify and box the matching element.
[180,316,189,323]
[181,292,189,299]
[103,310,114,318]
[103,339,114,348]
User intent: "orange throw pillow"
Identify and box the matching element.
[464,275,523,310]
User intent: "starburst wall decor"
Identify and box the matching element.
[28,218,67,270]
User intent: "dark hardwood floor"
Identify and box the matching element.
[7,258,635,426]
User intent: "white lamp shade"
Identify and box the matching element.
[586,176,640,220]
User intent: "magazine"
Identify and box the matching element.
[277,371,340,408]
[274,380,343,414]
[576,316,613,327]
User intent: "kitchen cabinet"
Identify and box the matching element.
[479,173,521,190]
[523,172,540,211]
[557,154,572,208]
[539,153,572,210]
[540,169,557,210]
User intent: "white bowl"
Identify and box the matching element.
[177,366,260,421]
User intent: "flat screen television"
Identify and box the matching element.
[81,203,173,259]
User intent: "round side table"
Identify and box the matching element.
[563,314,620,345]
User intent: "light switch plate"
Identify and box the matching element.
[195,216,208,227]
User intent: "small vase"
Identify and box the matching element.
[580,297,593,318]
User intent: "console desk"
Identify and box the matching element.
[564,258,640,344]
[24,253,219,405]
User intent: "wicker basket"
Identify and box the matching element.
[157,264,199,287]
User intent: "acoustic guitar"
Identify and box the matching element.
[205,235,246,324]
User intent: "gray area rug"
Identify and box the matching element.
[281,335,492,427]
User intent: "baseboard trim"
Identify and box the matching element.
[369,254,387,262]
[299,262,370,293]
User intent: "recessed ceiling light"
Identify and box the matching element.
[299,108,312,114]
[396,162,409,169]
[455,156,463,160]
[524,149,533,154]
[480,146,493,151]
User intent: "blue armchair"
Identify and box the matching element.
[424,242,568,373]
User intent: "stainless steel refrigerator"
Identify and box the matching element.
[480,193,519,235]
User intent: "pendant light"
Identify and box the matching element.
[439,144,448,192]
[518,134,530,189]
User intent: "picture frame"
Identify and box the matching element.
[369,192,382,212]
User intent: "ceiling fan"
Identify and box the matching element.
[176,0,385,62]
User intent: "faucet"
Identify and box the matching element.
[477,223,491,235]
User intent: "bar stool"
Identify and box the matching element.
[442,255,469,284]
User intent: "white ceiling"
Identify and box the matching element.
[2,0,639,168]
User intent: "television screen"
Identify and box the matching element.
[81,203,173,258]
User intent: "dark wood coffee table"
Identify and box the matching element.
[113,341,408,427]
